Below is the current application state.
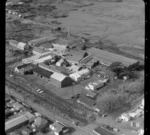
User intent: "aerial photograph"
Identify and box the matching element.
[5,0,144,135]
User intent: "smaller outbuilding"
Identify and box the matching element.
[49,122,69,135]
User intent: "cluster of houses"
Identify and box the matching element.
[5,95,71,135]
[116,98,144,123]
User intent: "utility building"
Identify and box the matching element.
[50,72,72,88]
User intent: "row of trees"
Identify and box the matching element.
[97,93,130,115]
[109,62,144,80]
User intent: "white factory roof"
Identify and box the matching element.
[51,72,67,82]
[70,68,90,76]
[17,42,26,50]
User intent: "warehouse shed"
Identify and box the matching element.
[50,72,72,88]
[33,66,53,79]
[88,47,138,66]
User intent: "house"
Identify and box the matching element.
[116,113,130,122]
[5,112,35,133]
[77,96,96,108]
[33,66,53,79]
[69,68,90,82]
[50,72,72,88]
[93,126,115,135]
[49,122,69,135]
[88,47,137,66]
[31,117,49,130]
[12,102,23,110]
[21,128,32,135]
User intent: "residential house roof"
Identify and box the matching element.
[33,117,48,128]
[93,126,115,135]
[51,122,64,133]
[33,66,53,78]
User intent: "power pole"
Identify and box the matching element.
[67,26,70,39]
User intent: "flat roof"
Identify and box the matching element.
[93,126,115,135]
[33,66,53,78]
[88,47,137,66]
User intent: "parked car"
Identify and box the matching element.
[36,89,44,94]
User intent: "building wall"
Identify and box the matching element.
[61,77,72,87]
[50,78,62,88]
[50,77,72,88]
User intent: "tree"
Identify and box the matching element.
[109,62,124,72]
[97,93,130,114]
[127,62,144,71]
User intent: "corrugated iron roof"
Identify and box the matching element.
[88,47,137,66]
[33,66,53,78]
[51,72,67,82]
